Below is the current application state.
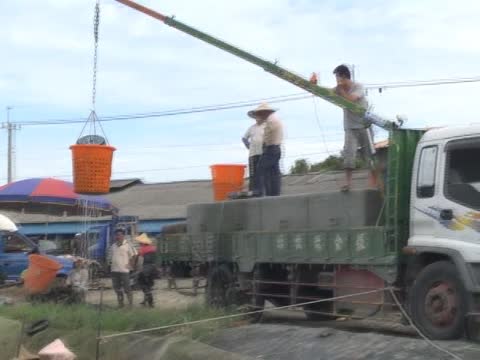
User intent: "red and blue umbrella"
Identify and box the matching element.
[0,178,116,216]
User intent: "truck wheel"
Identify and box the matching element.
[409,260,467,340]
[206,265,233,308]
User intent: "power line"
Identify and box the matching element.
[12,134,344,160]
[364,76,480,90]
[2,150,339,182]
[15,93,310,127]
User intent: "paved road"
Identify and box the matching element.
[210,322,480,360]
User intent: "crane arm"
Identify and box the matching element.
[114,0,400,130]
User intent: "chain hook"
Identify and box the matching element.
[77,0,109,145]
[91,0,100,114]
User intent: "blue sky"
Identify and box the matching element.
[1,0,479,184]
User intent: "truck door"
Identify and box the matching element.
[433,137,480,248]
[0,232,34,281]
[411,144,439,237]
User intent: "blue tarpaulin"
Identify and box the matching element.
[18,219,184,235]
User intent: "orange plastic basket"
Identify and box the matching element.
[23,254,62,295]
[210,164,246,201]
[70,144,116,194]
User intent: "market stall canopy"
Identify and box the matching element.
[0,178,116,216]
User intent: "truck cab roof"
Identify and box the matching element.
[421,124,480,143]
[0,214,18,232]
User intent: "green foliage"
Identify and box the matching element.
[289,159,309,174]
[290,154,367,174]
[0,303,234,359]
[0,303,228,333]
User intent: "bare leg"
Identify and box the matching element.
[343,168,353,191]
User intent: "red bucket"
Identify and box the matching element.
[23,254,62,295]
[210,164,246,201]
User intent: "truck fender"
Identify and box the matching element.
[406,246,479,293]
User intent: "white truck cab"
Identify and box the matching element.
[407,125,480,339]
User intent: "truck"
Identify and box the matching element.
[115,0,480,339]
[0,213,73,283]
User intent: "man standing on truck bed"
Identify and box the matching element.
[242,110,266,192]
[110,228,136,308]
[248,103,284,196]
[332,64,376,192]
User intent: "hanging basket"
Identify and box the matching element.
[70,144,116,194]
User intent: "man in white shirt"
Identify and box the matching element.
[247,103,284,196]
[242,114,266,191]
[110,228,137,308]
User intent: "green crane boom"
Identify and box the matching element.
[115,0,401,130]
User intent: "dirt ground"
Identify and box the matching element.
[0,277,205,309]
[3,279,480,360]
[86,278,205,309]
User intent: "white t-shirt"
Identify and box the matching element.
[244,123,266,157]
[110,241,137,273]
[264,114,284,146]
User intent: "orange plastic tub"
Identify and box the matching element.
[70,144,116,194]
[210,164,246,201]
[23,254,62,295]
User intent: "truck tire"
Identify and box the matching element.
[206,265,234,308]
[409,260,467,340]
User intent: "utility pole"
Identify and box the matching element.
[2,107,20,183]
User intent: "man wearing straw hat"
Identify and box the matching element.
[135,233,157,307]
[242,108,266,192]
[248,103,284,196]
[110,228,136,308]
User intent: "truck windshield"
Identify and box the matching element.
[1,232,34,253]
[445,141,480,210]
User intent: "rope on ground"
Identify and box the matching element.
[99,287,392,341]
[389,288,463,360]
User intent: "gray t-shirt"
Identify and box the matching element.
[343,82,368,129]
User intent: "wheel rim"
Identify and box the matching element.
[424,281,458,328]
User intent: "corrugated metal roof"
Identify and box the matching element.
[2,170,371,224]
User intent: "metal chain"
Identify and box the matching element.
[91,0,100,112]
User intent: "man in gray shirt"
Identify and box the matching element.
[333,64,375,191]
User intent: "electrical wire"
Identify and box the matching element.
[15,93,310,127]
[1,150,339,182]
[364,76,480,90]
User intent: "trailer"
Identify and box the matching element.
[116,1,480,339]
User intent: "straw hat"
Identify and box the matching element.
[247,103,277,119]
[135,233,152,245]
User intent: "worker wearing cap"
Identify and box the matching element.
[332,64,375,191]
[135,233,157,307]
[248,103,284,196]
[242,111,266,192]
[110,228,136,308]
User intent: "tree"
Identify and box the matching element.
[290,159,309,175]
[310,155,344,172]
[290,153,368,175]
